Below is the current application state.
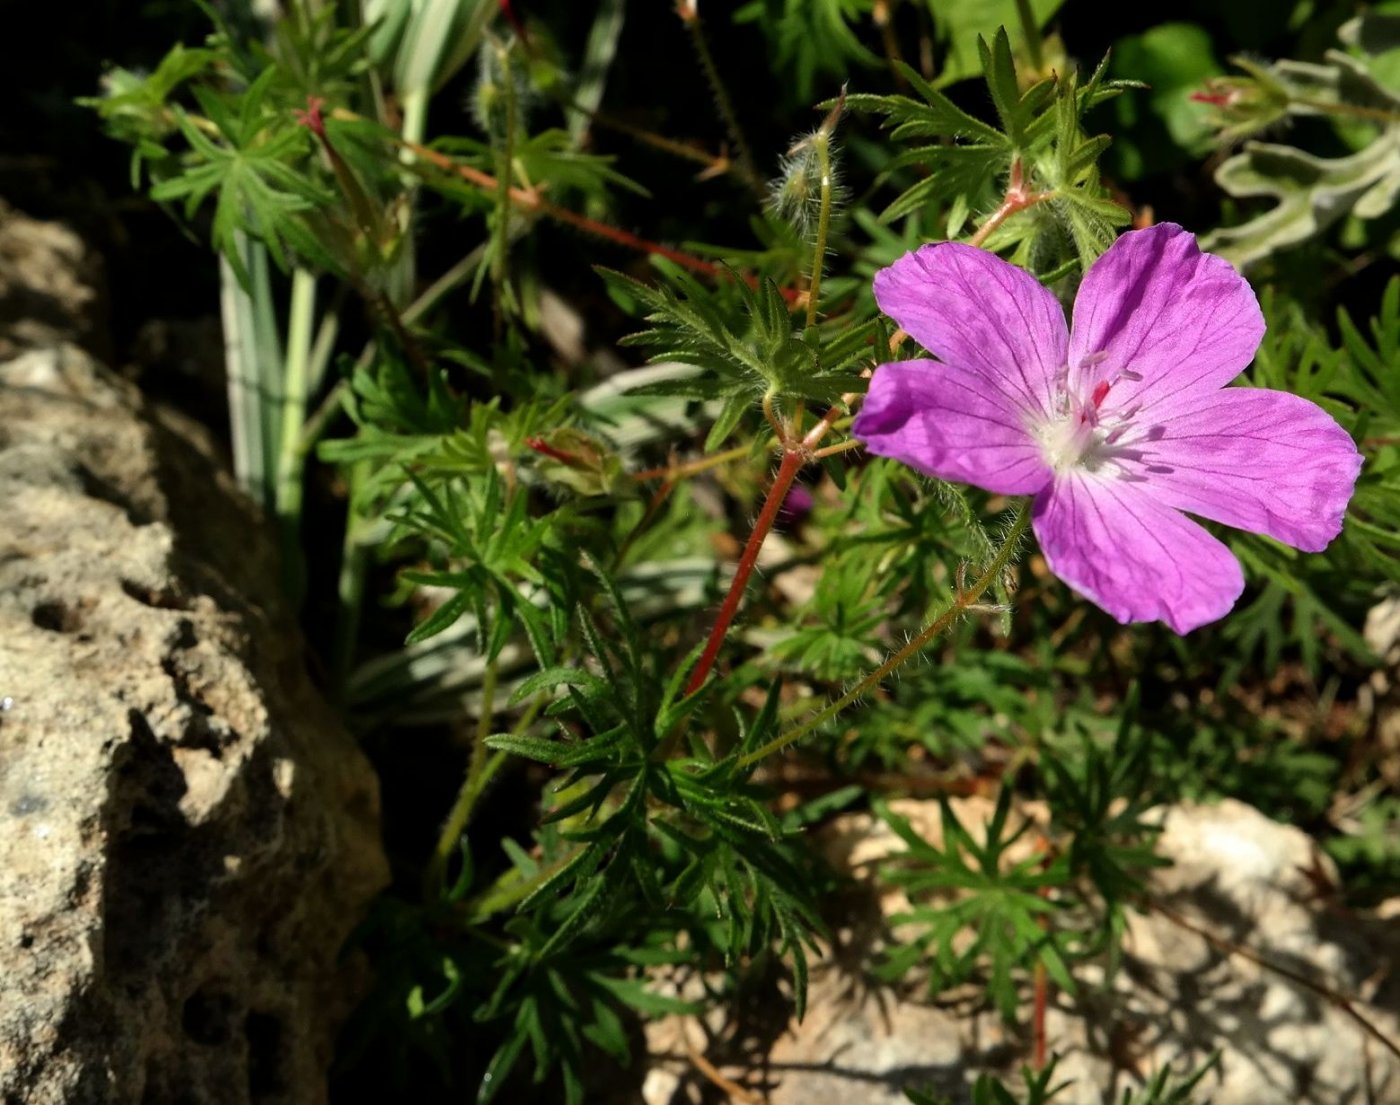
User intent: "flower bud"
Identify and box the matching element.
[471,33,531,139]
[768,94,848,240]
[526,429,630,498]
[1189,62,1289,143]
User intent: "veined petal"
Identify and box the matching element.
[1033,472,1244,633]
[854,360,1053,494]
[873,243,1068,420]
[1068,224,1264,418]
[1119,387,1362,552]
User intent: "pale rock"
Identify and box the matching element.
[0,205,387,1105]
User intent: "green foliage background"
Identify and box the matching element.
[61,0,1400,1101]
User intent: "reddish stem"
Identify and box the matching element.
[1031,960,1048,1068]
[525,436,584,466]
[498,0,531,45]
[1030,839,1053,1070]
[684,449,804,695]
[387,126,800,302]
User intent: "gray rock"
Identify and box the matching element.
[0,210,387,1105]
[0,200,103,360]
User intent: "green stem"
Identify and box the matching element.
[682,9,762,195]
[274,267,317,597]
[409,242,489,325]
[249,240,284,505]
[400,86,429,154]
[389,86,429,308]
[1293,97,1400,125]
[463,841,578,922]
[491,41,518,327]
[426,657,506,897]
[298,378,348,459]
[294,244,491,460]
[332,462,369,698]
[218,253,264,501]
[805,133,833,331]
[306,289,342,393]
[737,501,1031,768]
[1014,0,1044,73]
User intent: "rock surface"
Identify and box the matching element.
[637,797,1400,1105]
[0,206,387,1105]
[0,199,103,361]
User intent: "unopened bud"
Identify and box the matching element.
[1190,62,1289,142]
[526,429,630,498]
[471,33,531,139]
[768,102,848,240]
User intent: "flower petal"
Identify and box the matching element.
[1116,387,1362,552]
[1033,472,1244,633]
[1068,224,1265,418]
[853,360,1052,494]
[873,243,1068,420]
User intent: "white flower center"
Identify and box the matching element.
[1038,408,1107,474]
[1036,368,1141,475]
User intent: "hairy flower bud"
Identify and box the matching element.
[471,33,531,139]
[768,139,824,235]
[767,97,848,241]
[1189,61,1290,143]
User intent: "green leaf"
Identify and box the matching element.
[929,0,1066,87]
[406,591,473,645]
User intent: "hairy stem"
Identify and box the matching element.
[811,436,862,460]
[762,391,787,442]
[426,657,503,897]
[967,158,1053,249]
[491,39,519,331]
[805,133,834,330]
[1293,97,1400,125]
[679,5,762,194]
[381,123,801,301]
[633,445,750,482]
[737,501,1031,767]
[685,449,805,695]
[969,187,1052,249]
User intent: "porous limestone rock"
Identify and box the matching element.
[0,207,387,1105]
[0,199,103,360]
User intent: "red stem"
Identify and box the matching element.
[1030,841,1053,1070]
[1032,960,1048,1068]
[387,127,801,302]
[684,449,804,695]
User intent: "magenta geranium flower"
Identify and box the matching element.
[852,223,1363,633]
